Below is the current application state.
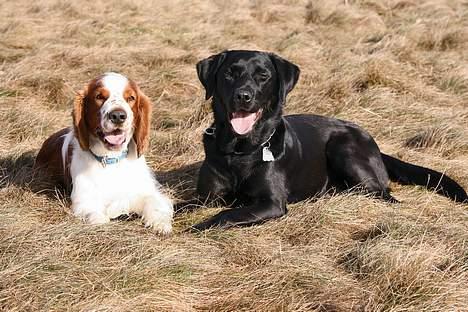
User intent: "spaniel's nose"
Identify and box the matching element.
[109,109,127,124]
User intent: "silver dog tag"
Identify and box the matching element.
[262,146,275,162]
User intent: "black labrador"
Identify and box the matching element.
[187,50,467,230]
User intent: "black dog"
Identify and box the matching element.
[189,50,467,230]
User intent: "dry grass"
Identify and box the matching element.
[1,0,467,311]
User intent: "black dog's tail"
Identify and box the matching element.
[381,153,467,203]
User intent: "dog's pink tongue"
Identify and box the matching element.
[230,111,257,135]
[104,133,125,145]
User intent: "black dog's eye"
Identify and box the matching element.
[225,70,234,80]
[256,72,270,83]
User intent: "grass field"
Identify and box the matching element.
[1,0,468,311]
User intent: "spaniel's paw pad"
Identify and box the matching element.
[142,210,173,235]
[86,213,110,225]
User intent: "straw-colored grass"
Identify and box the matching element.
[1,0,467,311]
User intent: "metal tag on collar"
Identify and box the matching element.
[101,156,108,168]
[262,142,275,162]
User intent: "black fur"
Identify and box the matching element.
[189,50,467,230]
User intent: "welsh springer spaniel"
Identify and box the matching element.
[35,72,173,234]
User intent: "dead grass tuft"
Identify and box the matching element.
[341,242,467,311]
[305,1,321,24]
[21,75,73,109]
[353,59,407,93]
[436,74,468,95]
[417,28,466,51]
[1,106,58,142]
[404,125,466,157]
[0,88,18,97]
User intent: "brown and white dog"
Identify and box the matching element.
[35,72,173,234]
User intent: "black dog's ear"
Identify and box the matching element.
[269,53,300,104]
[196,52,227,100]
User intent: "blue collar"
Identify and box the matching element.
[90,150,128,167]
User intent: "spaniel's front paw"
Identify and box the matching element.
[85,212,110,225]
[142,198,173,235]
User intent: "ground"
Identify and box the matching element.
[1,0,467,311]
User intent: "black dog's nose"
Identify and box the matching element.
[109,109,127,124]
[235,89,253,103]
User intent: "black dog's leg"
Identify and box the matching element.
[175,161,235,214]
[190,195,287,231]
[174,194,239,214]
[327,132,399,203]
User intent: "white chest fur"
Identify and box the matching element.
[66,134,173,234]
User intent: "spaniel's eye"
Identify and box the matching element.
[96,93,105,100]
[127,95,136,102]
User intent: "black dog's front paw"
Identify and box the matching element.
[186,213,235,232]
[187,222,209,232]
[187,218,222,232]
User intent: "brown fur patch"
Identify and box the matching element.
[130,80,152,157]
[73,78,109,151]
[72,88,90,150]
[34,127,72,188]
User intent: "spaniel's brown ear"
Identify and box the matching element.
[133,89,152,157]
[72,89,89,150]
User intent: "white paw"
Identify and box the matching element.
[142,201,173,235]
[144,217,173,235]
[85,212,110,225]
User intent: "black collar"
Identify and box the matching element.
[204,126,276,156]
